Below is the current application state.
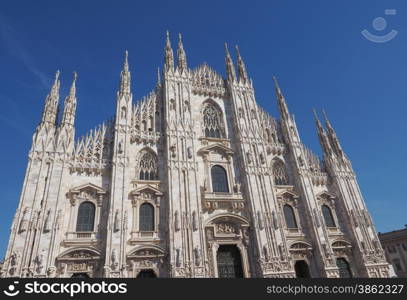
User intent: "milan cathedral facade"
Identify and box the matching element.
[1,33,390,278]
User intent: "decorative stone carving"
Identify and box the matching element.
[176,248,181,267]
[43,210,51,233]
[215,222,236,234]
[246,152,252,164]
[272,211,279,229]
[19,207,30,233]
[194,247,201,266]
[257,211,264,230]
[170,145,176,158]
[263,245,269,262]
[35,249,46,274]
[233,181,241,193]
[192,211,198,231]
[174,211,180,231]
[114,210,120,232]
[260,153,265,164]
[111,249,118,271]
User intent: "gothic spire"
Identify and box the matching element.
[313,109,333,156]
[322,110,343,156]
[61,72,77,127]
[156,67,161,87]
[177,33,187,72]
[273,76,290,121]
[119,50,131,98]
[164,30,174,72]
[224,43,236,82]
[235,45,248,83]
[41,70,60,125]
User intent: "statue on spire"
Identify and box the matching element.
[273,76,290,121]
[322,110,343,156]
[61,72,77,127]
[235,45,248,83]
[313,109,334,157]
[164,31,174,72]
[119,50,131,98]
[177,33,188,73]
[224,43,236,82]
[41,70,60,126]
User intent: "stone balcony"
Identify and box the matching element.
[129,231,161,245]
[63,232,99,246]
[202,191,245,211]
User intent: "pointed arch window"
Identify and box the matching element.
[283,204,298,229]
[336,258,352,278]
[203,103,223,138]
[322,205,336,227]
[272,159,289,185]
[139,203,155,232]
[139,151,158,180]
[211,165,229,193]
[76,202,95,232]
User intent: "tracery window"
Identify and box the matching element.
[211,165,229,193]
[139,203,155,231]
[322,205,336,227]
[76,202,95,232]
[283,204,298,229]
[272,159,289,185]
[139,151,158,180]
[203,104,222,138]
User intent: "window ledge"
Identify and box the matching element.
[129,231,160,244]
[62,232,99,246]
[285,228,305,238]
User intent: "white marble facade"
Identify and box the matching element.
[1,33,390,278]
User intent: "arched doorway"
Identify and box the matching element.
[71,273,90,278]
[137,269,157,278]
[336,258,352,278]
[216,245,244,278]
[294,260,311,278]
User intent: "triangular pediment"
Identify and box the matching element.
[69,183,106,194]
[130,184,163,196]
[316,191,336,199]
[276,190,299,199]
[198,143,234,156]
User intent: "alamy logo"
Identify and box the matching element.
[362,9,398,43]
[3,281,20,297]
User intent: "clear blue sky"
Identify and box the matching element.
[0,0,406,258]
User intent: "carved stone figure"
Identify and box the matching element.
[114,210,120,232]
[43,210,51,233]
[19,207,30,233]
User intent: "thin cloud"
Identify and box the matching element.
[0,94,32,138]
[0,14,50,88]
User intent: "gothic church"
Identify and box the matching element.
[1,33,390,278]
